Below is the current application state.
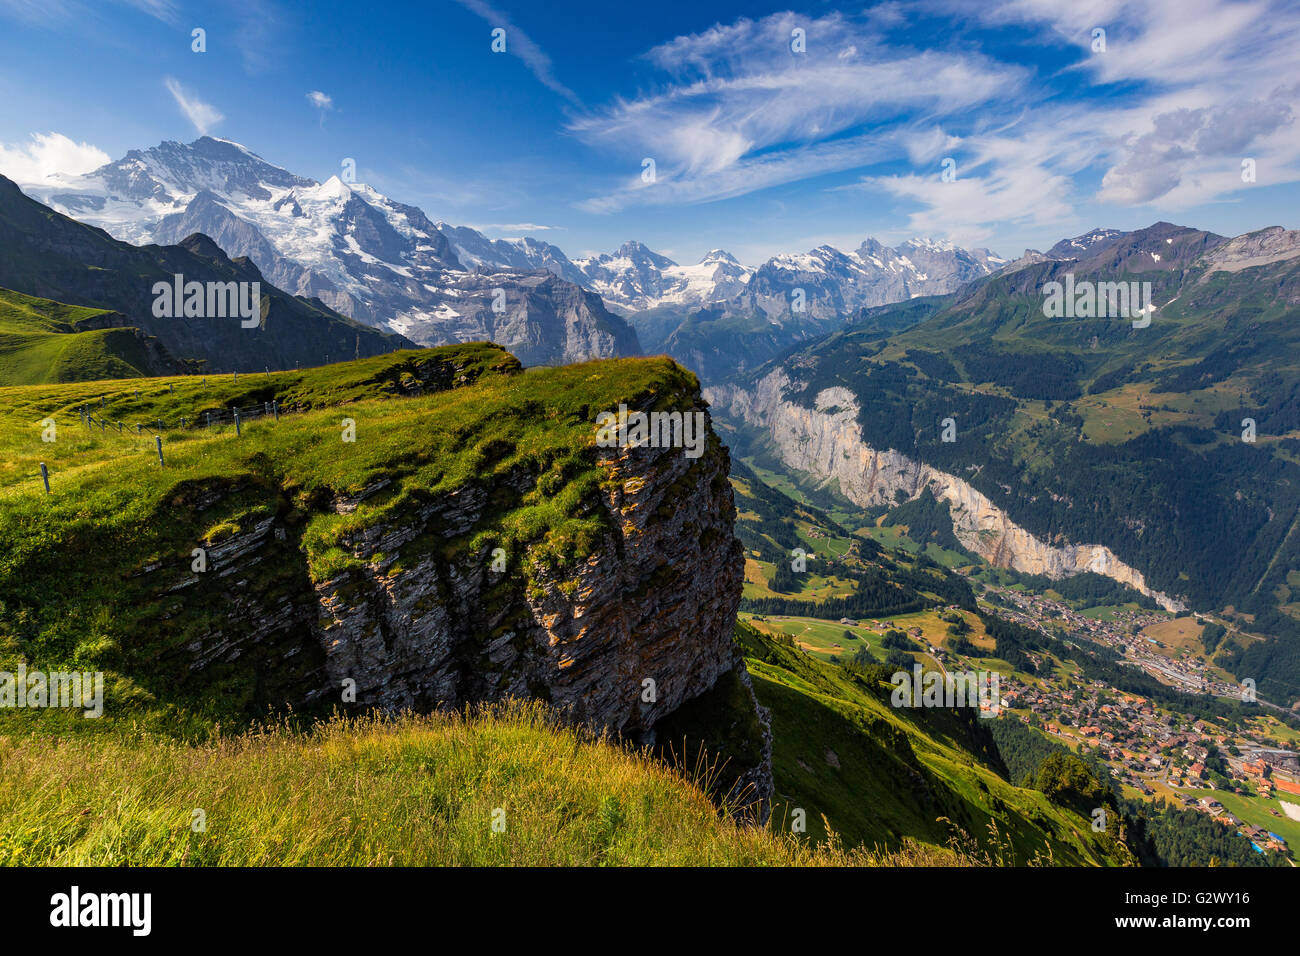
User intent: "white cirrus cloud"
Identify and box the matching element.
[0,0,177,24]
[0,132,111,184]
[450,0,581,106]
[164,77,223,136]
[306,90,333,111]
[569,0,1300,245]
[570,11,1029,213]
[474,222,557,231]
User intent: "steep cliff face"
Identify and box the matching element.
[310,410,745,739]
[386,270,641,367]
[709,370,1184,611]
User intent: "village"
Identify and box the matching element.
[980,583,1242,699]
[975,584,1300,862]
[743,528,1300,862]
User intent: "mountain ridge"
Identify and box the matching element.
[23,138,640,366]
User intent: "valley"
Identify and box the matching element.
[2,136,1300,873]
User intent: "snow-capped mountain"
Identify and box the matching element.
[737,237,1007,320]
[1045,228,1126,260]
[668,249,754,305]
[18,136,1009,373]
[437,235,754,314]
[449,229,1001,319]
[435,223,589,287]
[570,242,753,313]
[21,137,638,366]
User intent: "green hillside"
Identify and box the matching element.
[1,700,968,867]
[0,342,1074,867]
[735,621,1133,865]
[0,287,172,385]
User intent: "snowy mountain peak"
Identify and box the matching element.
[900,236,957,253]
[14,136,641,365]
[317,175,352,198]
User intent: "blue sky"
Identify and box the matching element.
[0,0,1297,265]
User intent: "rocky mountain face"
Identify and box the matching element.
[382,267,640,367]
[22,137,640,365]
[708,370,1184,611]
[0,174,411,372]
[1197,225,1300,274]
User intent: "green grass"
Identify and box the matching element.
[0,287,155,385]
[742,613,883,661]
[735,622,1133,865]
[1178,788,1300,851]
[0,699,980,866]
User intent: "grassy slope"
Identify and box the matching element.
[737,622,1134,866]
[0,700,978,866]
[0,287,155,385]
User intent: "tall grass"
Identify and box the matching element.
[0,701,976,867]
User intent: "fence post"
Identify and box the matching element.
[136,424,141,435]
[169,383,174,393]
[157,418,163,432]
[206,412,211,428]
[156,436,164,467]
[39,462,49,494]
[234,408,241,436]
[273,400,279,421]
[117,422,123,433]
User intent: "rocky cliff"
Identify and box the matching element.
[709,370,1185,611]
[92,351,768,813]
[308,406,744,734]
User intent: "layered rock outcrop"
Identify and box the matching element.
[159,385,766,815]
[709,370,1184,611]
[311,408,744,738]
